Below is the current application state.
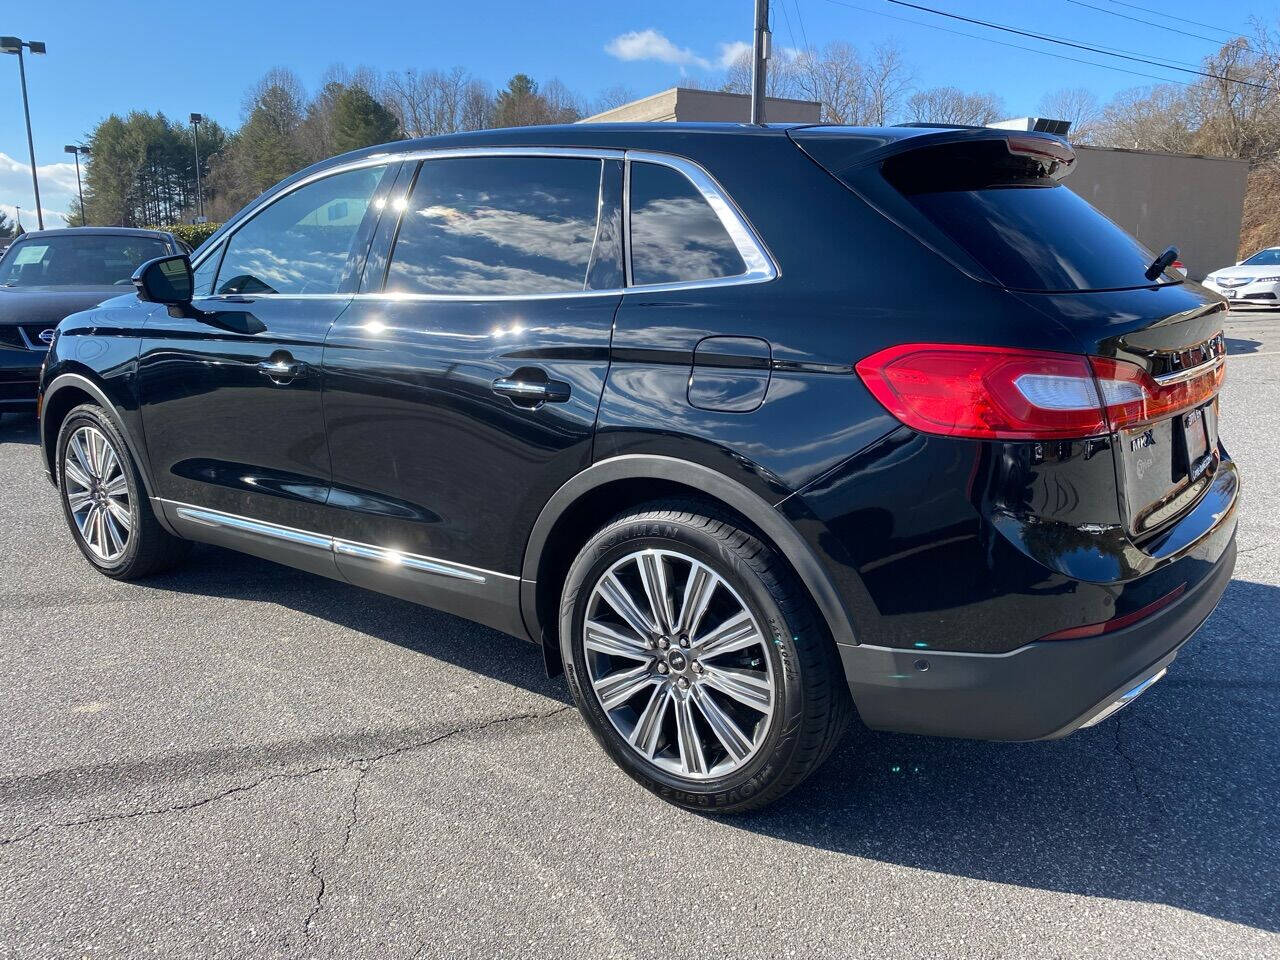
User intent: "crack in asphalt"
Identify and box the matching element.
[1,705,573,851]
[1112,719,1168,822]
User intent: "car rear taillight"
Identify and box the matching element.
[856,343,1224,441]
[1089,354,1223,432]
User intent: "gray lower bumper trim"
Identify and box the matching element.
[839,538,1235,741]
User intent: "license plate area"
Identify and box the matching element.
[1119,401,1217,536]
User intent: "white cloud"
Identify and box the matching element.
[605,30,711,69]
[717,41,752,68]
[0,152,77,228]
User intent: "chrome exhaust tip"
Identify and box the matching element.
[1079,667,1168,729]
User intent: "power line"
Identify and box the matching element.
[876,0,1269,90]
[776,0,802,58]
[792,0,816,57]
[822,0,1196,86]
[1106,0,1245,38]
[1066,0,1237,46]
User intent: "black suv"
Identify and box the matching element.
[37,123,1237,811]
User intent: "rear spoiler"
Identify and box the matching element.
[787,125,1076,182]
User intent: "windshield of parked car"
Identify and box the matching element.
[1241,249,1280,266]
[0,235,171,288]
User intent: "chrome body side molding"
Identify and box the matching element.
[163,500,507,584]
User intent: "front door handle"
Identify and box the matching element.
[257,357,308,383]
[492,370,571,407]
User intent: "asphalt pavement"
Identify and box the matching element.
[1,309,1278,959]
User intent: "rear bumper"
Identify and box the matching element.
[839,536,1236,740]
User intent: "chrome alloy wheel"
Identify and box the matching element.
[583,548,777,780]
[62,425,132,563]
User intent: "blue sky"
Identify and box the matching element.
[1,0,1269,225]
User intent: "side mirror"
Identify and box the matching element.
[132,255,193,305]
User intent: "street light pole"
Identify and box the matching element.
[750,0,770,125]
[2,37,48,230]
[65,145,88,223]
[189,113,204,222]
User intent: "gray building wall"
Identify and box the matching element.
[1069,146,1248,280]
[582,87,821,125]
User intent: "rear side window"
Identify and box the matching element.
[386,156,603,296]
[629,162,745,286]
[214,165,386,295]
[882,139,1165,292]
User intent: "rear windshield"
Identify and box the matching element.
[0,234,171,288]
[883,140,1168,292]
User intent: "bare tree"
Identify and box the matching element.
[383,67,497,136]
[541,78,587,123]
[721,49,802,98]
[863,43,913,126]
[790,41,912,124]
[1038,87,1103,143]
[906,86,1005,126]
[592,84,639,114]
[793,42,866,123]
[1093,85,1198,153]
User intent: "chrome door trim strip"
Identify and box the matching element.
[172,503,333,549]
[333,540,487,584]
[159,499,514,584]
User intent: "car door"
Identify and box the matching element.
[137,162,397,574]
[321,150,624,633]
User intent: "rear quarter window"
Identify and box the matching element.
[628,162,746,286]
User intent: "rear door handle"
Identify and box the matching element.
[257,357,308,383]
[492,372,571,407]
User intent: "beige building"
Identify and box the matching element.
[584,89,1248,277]
[581,87,821,124]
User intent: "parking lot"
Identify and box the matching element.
[0,310,1277,960]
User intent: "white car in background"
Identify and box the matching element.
[1202,247,1280,307]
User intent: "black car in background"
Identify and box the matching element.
[0,228,186,414]
[36,123,1237,811]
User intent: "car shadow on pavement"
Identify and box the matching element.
[140,543,570,704]
[735,576,1280,934]
[1226,336,1262,355]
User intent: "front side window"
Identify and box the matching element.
[214,165,386,295]
[0,234,171,288]
[385,156,603,297]
[628,162,746,286]
[192,241,224,297]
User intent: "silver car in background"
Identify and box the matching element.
[1202,247,1280,307]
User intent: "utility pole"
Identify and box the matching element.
[189,114,205,222]
[65,145,88,223]
[750,0,770,125]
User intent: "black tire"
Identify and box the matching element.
[55,403,190,579]
[560,500,852,813]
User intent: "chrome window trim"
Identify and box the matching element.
[190,145,778,302]
[160,499,515,583]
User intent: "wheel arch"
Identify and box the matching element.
[41,372,160,507]
[521,455,857,676]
